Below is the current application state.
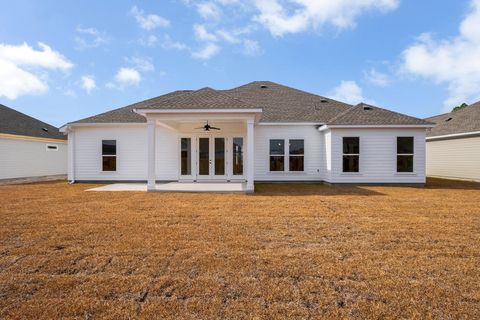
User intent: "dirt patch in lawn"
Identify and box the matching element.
[0,179,479,319]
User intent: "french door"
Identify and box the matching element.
[179,135,244,181]
[197,137,226,180]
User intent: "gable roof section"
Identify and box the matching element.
[425,102,480,137]
[66,81,429,126]
[223,81,352,123]
[0,104,66,140]
[327,103,434,126]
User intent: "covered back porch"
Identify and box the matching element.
[135,109,261,192]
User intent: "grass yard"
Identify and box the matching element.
[0,179,479,319]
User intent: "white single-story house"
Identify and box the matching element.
[0,104,67,181]
[425,102,480,182]
[60,81,434,191]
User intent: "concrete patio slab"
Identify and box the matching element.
[86,182,248,192]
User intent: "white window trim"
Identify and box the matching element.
[268,138,305,173]
[46,144,58,151]
[101,140,117,172]
[342,137,360,173]
[396,137,415,174]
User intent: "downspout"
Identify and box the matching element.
[68,128,75,183]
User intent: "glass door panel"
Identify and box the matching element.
[180,138,191,176]
[198,137,210,176]
[214,138,225,176]
[232,137,243,176]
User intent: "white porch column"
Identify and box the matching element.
[147,119,156,191]
[246,119,255,192]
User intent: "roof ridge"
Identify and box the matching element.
[325,103,357,124]
[212,88,261,109]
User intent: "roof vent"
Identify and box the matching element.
[41,127,49,132]
[320,99,328,103]
[363,106,372,111]
[260,85,268,89]
[445,117,453,122]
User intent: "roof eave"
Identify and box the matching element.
[319,124,436,131]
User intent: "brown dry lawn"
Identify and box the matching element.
[0,179,479,319]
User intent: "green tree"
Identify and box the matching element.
[452,103,468,112]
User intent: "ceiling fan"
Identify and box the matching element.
[195,121,220,131]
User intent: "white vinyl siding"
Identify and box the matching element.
[69,124,428,184]
[0,137,67,180]
[426,136,480,182]
[72,125,178,181]
[328,128,426,184]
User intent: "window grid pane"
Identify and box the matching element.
[343,155,359,173]
[270,156,284,171]
[289,156,304,171]
[289,140,304,155]
[102,140,116,155]
[343,137,359,154]
[102,156,116,171]
[269,139,284,155]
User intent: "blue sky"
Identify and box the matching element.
[0,0,479,126]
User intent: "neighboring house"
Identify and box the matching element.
[425,102,480,182]
[60,81,434,191]
[0,104,67,181]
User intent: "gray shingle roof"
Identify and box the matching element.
[425,102,480,137]
[222,81,352,123]
[0,104,66,140]
[71,90,191,124]
[136,87,258,110]
[327,103,434,126]
[67,81,429,126]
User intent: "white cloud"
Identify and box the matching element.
[364,68,390,87]
[192,43,220,59]
[161,35,189,50]
[243,39,261,56]
[75,26,109,49]
[253,0,399,37]
[125,56,155,72]
[107,68,141,89]
[193,24,218,42]
[81,75,96,94]
[0,42,73,99]
[401,0,480,111]
[216,29,241,44]
[197,2,222,20]
[330,80,372,105]
[139,35,159,47]
[130,6,170,30]
[0,59,47,99]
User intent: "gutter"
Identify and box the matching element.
[426,130,480,141]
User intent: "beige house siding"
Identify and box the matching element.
[426,136,480,182]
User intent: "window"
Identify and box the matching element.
[397,137,414,172]
[289,139,304,171]
[102,140,116,171]
[232,137,243,175]
[269,139,285,171]
[180,138,191,175]
[343,137,359,173]
[269,139,305,172]
[46,144,58,151]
